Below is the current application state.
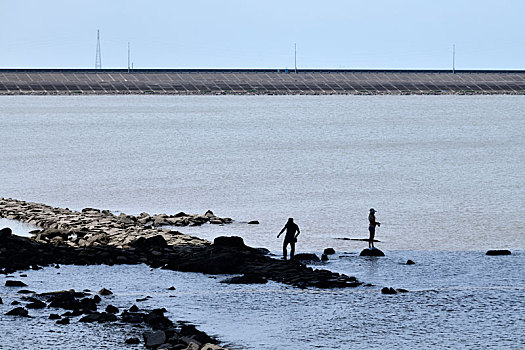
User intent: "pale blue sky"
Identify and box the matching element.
[1,0,523,69]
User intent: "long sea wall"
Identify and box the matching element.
[1,69,524,95]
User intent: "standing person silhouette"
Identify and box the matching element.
[368,208,381,248]
[277,218,300,260]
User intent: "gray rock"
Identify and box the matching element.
[248,220,259,224]
[125,337,140,345]
[406,259,415,265]
[213,236,245,247]
[321,253,329,261]
[220,274,268,284]
[56,317,70,325]
[143,330,166,347]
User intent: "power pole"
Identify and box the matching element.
[294,43,297,73]
[452,44,456,74]
[128,42,130,73]
[95,30,102,69]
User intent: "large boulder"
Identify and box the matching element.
[486,250,511,256]
[0,227,12,240]
[360,248,385,257]
[323,248,336,255]
[213,236,245,248]
[132,235,168,249]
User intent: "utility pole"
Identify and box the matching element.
[128,42,130,73]
[294,43,297,73]
[95,30,102,69]
[452,44,456,74]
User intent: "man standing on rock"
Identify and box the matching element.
[277,218,300,260]
[368,208,380,248]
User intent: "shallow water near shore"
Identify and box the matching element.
[1,250,524,349]
[1,95,524,348]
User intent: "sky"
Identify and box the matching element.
[0,0,523,69]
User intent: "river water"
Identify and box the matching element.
[0,95,524,349]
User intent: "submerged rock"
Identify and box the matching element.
[220,274,268,284]
[381,287,397,295]
[486,250,511,256]
[5,280,27,287]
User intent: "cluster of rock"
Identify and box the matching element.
[2,285,227,350]
[0,198,231,248]
[0,198,363,289]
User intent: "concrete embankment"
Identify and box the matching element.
[0,198,362,288]
[1,69,524,95]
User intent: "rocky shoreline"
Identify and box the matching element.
[1,198,364,348]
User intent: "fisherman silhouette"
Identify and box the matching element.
[368,208,381,248]
[277,218,300,260]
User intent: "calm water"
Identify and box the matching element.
[0,95,524,349]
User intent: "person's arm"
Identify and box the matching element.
[294,226,300,238]
[277,226,286,238]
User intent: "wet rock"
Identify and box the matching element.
[323,248,336,255]
[11,301,20,305]
[321,254,329,261]
[294,253,320,262]
[180,324,214,345]
[98,288,113,296]
[6,307,29,317]
[486,250,511,256]
[145,309,173,330]
[406,259,415,265]
[143,330,166,348]
[360,248,385,257]
[105,304,119,314]
[0,297,2,304]
[220,274,268,284]
[167,286,176,291]
[125,337,141,345]
[17,289,36,294]
[381,287,397,295]
[5,280,27,287]
[26,300,47,309]
[121,311,145,323]
[49,313,61,319]
[56,317,70,325]
[213,236,245,247]
[79,312,117,323]
[248,220,259,224]
[129,305,139,312]
[93,295,102,303]
[396,288,409,293]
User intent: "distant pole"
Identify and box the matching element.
[95,30,102,69]
[452,44,455,74]
[294,43,297,73]
[128,42,130,73]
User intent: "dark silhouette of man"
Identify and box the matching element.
[277,218,300,260]
[368,208,381,248]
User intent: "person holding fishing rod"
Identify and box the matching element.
[368,208,381,248]
[277,218,300,260]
